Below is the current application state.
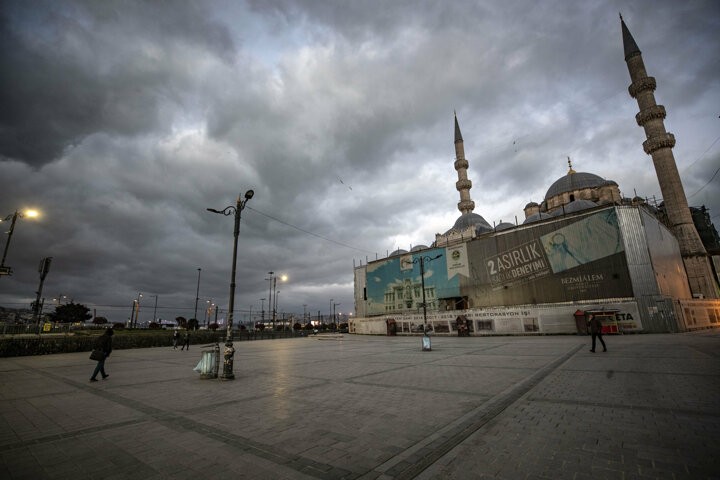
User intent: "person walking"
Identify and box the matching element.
[589,315,607,353]
[180,329,191,350]
[90,328,113,381]
[172,329,180,350]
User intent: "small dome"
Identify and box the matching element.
[410,245,428,252]
[495,222,515,231]
[475,223,493,235]
[524,202,539,209]
[564,199,598,213]
[523,212,552,224]
[452,212,492,231]
[545,171,606,200]
[389,249,408,257]
[603,180,618,187]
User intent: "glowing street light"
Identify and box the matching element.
[1,209,40,276]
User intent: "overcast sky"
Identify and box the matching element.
[1,0,719,325]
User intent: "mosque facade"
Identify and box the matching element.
[350,17,720,336]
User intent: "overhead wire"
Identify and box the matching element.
[246,206,376,255]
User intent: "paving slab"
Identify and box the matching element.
[0,330,718,479]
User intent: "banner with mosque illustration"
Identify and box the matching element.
[364,248,461,316]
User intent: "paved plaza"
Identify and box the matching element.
[0,330,718,479]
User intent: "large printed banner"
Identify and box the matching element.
[465,208,632,307]
[363,208,634,313]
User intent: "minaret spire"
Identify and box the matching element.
[453,112,475,215]
[621,17,718,298]
[620,14,641,61]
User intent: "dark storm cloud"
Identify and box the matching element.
[0,0,235,167]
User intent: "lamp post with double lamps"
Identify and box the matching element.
[402,253,442,351]
[207,189,254,380]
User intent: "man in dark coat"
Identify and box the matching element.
[180,329,190,350]
[589,315,607,353]
[90,328,113,381]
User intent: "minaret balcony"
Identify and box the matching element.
[635,105,666,126]
[643,133,675,155]
[628,76,656,98]
[454,159,469,170]
[456,179,472,190]
[458,200,475,212]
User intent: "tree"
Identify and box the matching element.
[93,316,109,325]
[50,302,91,323]
[187,318,199,330]
[176,316,187,328]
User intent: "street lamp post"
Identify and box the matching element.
[207,189,254,381]
[151,295,158,325]
[1,209,39,276]
[403,254,443,351]
[194,268,201,325]
[333,302,340,328]
[130,292,142,328]
[205,299,212,328]
[260,298,265,324]
[329,299,333,325]
[267,272,274,329]
[275,290,280,330]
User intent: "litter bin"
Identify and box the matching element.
[422,335,432,351]
[194,344,219,379]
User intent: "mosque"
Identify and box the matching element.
[350,17,720,336]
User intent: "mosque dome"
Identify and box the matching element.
[452,212,492,232]
[495,222,515,231]
[524,202,539,209]
[545,171,606,200]
[523,212,552,224]
[389,249,408,257]
[410,245,429,252]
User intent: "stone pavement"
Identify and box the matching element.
[0,330,718,479]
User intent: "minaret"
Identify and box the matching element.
[454,112,475,215]
[621,15,718,298]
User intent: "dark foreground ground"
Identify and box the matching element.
[1,331,718,479]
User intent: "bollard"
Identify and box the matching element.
[220,341,235,380]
